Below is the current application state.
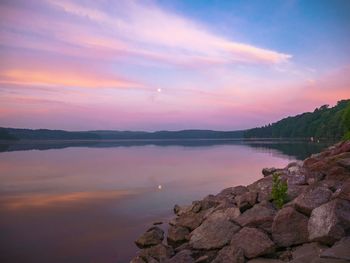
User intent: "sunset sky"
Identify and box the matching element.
[0,0,349,131]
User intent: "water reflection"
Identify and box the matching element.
[0,140,331,262]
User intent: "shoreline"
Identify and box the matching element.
[130,140,350,263]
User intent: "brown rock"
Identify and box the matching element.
[164,250,194,263]
[139,243,174,262]
[212,246,245,263]
[235,191,257,212]
[135,226,164,248]
[308,199,350,245]
[290,242,327,263]
[175,210,206,231]
[262,167,278,177]
[231,227,275,259]
[320,236,350,260]
[248,175,274,202]
[294,186,332,215]
[272,207,309,247]
[189,210,240,250]
[167,225,189,248]
[247,259,284,263]
[130,256,146,263]
[234,201,276,233]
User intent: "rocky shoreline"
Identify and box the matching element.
[130,141,350,263]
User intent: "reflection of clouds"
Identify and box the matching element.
[0,190,142,210]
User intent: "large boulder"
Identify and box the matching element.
[234,201,276,233]
[139,244,174,262]
[135,226,164,248]
[308,199,350,245]
[212,246,245,263]
[320,236,350,261]
[272,207,309,247]
[167,225,189,248]
[332,179,350,201]
[164,250,194,263]
[262,167,278,177]
[294,186,332,215]
[189,210,241,250]
[230,227,275,259]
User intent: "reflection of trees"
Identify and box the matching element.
[0,139,332,160]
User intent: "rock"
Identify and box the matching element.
[234,201,276,233]
[279,250,293,261]
[174,204,192,216]
[153,221,163,225]
[248,176,274,202]
[189,210,240,250]
[272,207,309,247]
[224,207,241,220]
[262,167,278,177]
[135,226,164,248]
[294,186,332,215]
[310,258,349,263]
[287,184,307,201]
[164,250,194,263]
[191,201,202,213]
[199,195,220,210]
[130,256,146,263]
[235,191,257,212]
[337,158,350,170]
[247,259,284,263]
[308,199,350,245]
[212,246,245,263]
[174,242,190,253]
[139,244,174,262]
[287,173,307,185]
[167,225,189,248]
[332,179,350,201]
[175,210,206,231]
[230,227,275,259]
[320,236,350,260]
[290,242,327,263]
[215,185,248,200]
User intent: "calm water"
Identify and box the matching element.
[0,140,330,263]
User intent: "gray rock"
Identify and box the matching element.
[230,227,275,259]
[189,210,240,250]
[135,226,164,248]
[308,199,350,245]
[272,207,309,247]
[139,243,174,262]
[235,191,257,212]
[234,201,276,233]
[294,186,332,215]
[321,236,350,260]
[212,246,245,263]
[167,225,189,248]
[164,250,194,263]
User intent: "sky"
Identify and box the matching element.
[0,0,350,131]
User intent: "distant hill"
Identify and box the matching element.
[0,128,244,141]
[244,99,350,140]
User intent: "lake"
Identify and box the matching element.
[0,140,330,263]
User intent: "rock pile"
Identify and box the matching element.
[131,140,350,263]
